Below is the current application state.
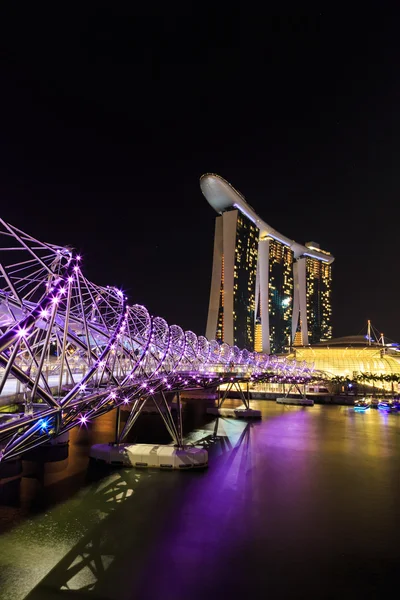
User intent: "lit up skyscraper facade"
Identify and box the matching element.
[265,238,294,353]
[209,210,258,350]
[234,212,258,348]
[202,174,334,354]
[305,253,333,343]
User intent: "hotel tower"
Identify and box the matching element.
[201,174,334,354]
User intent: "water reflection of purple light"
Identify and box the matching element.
[0,401,399,599]
[135,408,318,598]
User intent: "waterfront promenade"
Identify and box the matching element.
[0,400,399,599]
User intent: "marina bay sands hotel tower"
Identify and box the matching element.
[201,174,334,354]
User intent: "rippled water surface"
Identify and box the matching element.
[0,400,399,599]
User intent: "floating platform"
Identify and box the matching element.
[89,443,131,466]
[206,407,262,419]
[127,444,208,469]
[90,443,208,469]
[276,397,314,406]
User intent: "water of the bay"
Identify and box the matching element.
[0,399,399,600]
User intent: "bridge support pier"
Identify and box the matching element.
[276,383,314,406]
[176,391,183,448]
[207,380,261,418]
[114,405,121,443]
[89,390,208,469]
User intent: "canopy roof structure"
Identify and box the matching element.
[290,343,400,380]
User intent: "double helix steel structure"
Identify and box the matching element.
[0,218,314,462]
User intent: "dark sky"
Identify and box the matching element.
[1,9,400,340]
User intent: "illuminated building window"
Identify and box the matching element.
[268,239,294,353]
[233,214,258,350]
[305,258,332,344]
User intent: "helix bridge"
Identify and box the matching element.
[0,218,315,464]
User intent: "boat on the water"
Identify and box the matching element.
[391,399,400,411]
[378,400,392,411]
[354,398,370,412]
[377,399,400,412]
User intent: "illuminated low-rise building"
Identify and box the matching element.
[201,173,334,353]
[289,335,400,388]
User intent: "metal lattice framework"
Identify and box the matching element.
[0,218,314,461]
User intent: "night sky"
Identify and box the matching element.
[1,10,399,341]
